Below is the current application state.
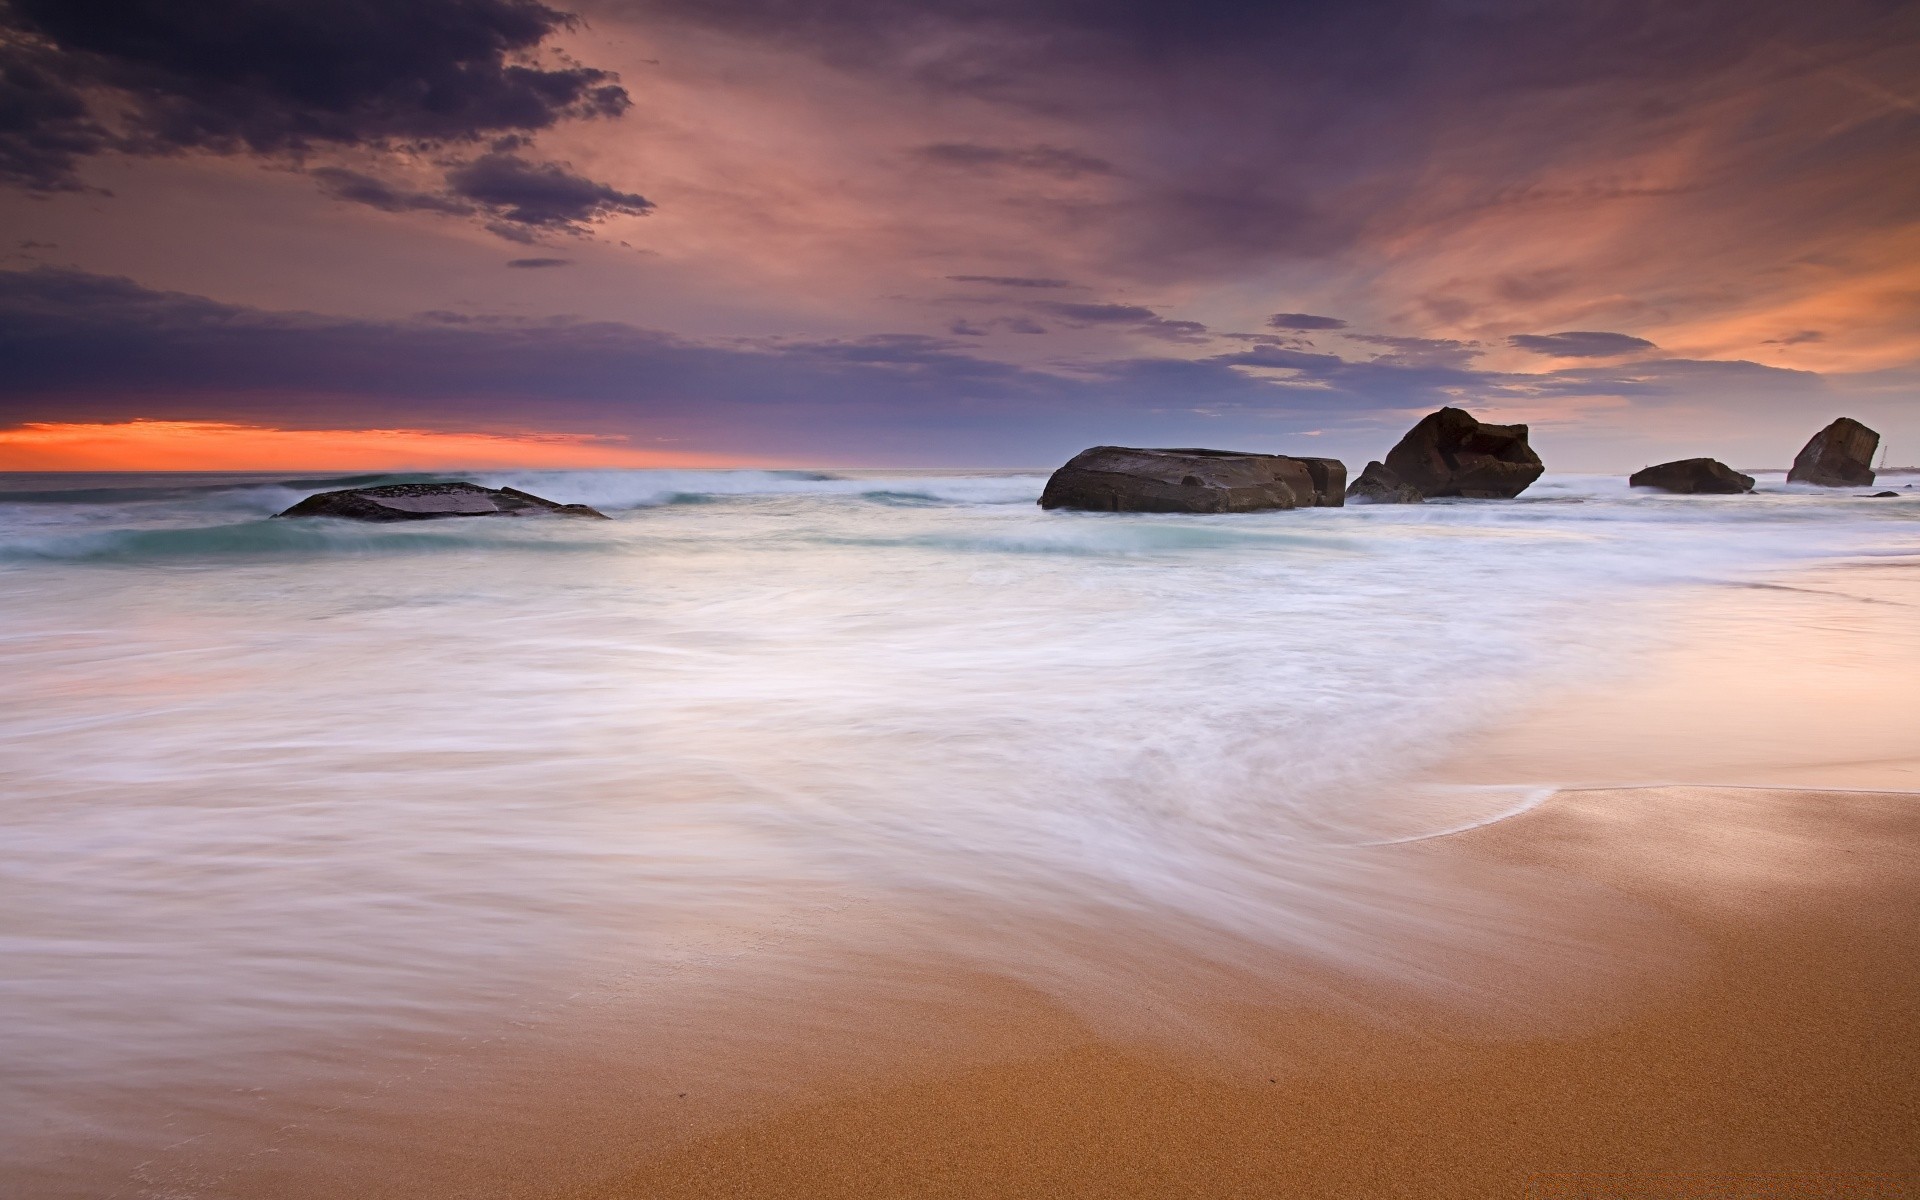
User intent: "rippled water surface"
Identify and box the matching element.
[2,467,1916,1194]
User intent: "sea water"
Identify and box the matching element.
[1,468,1915,1193]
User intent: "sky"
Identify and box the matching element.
[1,0,1916,471]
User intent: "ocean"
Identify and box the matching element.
[2,467,1915,1194]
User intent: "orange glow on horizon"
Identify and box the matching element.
[0,420,750,471]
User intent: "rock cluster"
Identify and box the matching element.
[1037,447,1345,513]
[1787,418,1879,487]
[1628,458,1755,494]
[275,482,610,521]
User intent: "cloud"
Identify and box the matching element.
[946,275,1072,288]
[1763,330,1825,346]
[948,315,1048,336]
[506,257,573,268]
[0,268,1836,465]
[311,168,472,215]
[1034,301,1207,342]
[1038,302,1154,322]
[1342,333,1483,369]
[444,153,653,237]
[1509,331,1659,358]
[624,0,1919,296]
[1268,313,1348,331]
[0,268,1383,460]
[0,42,113,192]
[0,0,634,209]
[915,143,1113,178]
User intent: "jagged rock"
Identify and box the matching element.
[1038,447,1345,513]
[1381,407,1544,499]
[275,482,610,521]
[1345,460,1424,504]
[1787,418,1878,487]
[1628,458,1755,494]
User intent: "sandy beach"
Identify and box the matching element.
[598,558,1920,1198]
[591,783,1920,1199]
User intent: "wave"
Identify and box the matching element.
[0,471,432,506]
[0,518,611,564]
[471,468,1047,510]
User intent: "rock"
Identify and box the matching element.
[1787,417,1878,487]
[275,482,610,521]
[1380,407,1544,499]
[1869,491,1900,498]
[1345,460,1424,504]
[1628,458,1755,494]
[1037,446,1345,513]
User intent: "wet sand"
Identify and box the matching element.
[593,784,1920,1199]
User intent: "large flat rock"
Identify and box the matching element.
[1628,458,1755,494]
[275,482,610,522]
[1038,447,1345,513]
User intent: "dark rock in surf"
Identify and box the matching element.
[1038,446,1345,513]
[1628,458,1755,494]
[1345,460,1424,504]
[1380,406,1544,499]
[1787,417,1879,487]
[274,482,610,521]
[1869,491,1900,498]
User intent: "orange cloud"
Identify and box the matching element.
[0,420,747,472]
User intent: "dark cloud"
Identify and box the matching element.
[1212,344,1347,372]
[1763,330,1825,346]
[949,315,1048,336]
[1268,312,1348,331]
[0,42,113,191]
[1035,300,1207,342]
[311,167,472,215]
[946,275,1072,288]
[0,0,632,197]
[1509,330,1658,357]
[444,153,653,236]
[915,143,1113,178]
[1038,302,1154,322]
[1342,332,1483,369]
[506,256,573,268]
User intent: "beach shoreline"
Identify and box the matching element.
[8,502,1918,1200]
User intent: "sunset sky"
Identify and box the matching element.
[2,0,1916,470]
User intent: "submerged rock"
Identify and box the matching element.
[1345,460,1424,504]
[1038,446,1345,513]
[1869,491,1901,498]
[1380,407,1544,499]
[1787,417,1879,487]
[275,482,610,521]
[1628,458,1755,494]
